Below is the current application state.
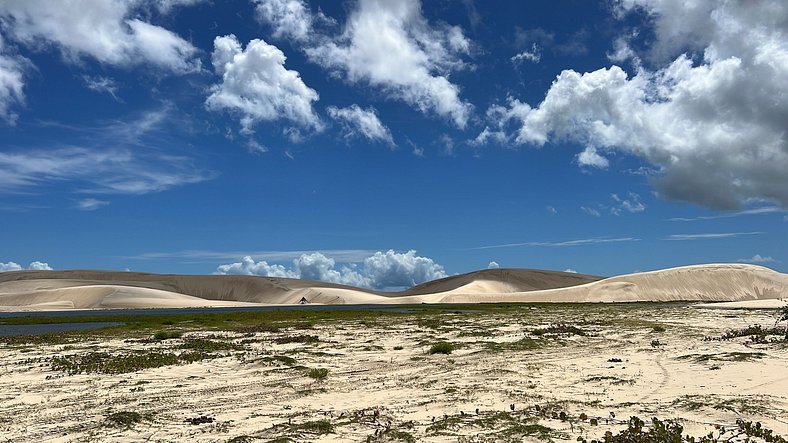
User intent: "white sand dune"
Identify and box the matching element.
[0,264,786,310]
[0,283,260,310]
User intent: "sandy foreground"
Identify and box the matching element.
[1,304,787,442]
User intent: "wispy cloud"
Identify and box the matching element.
[469,237,640,250]
[736,254,778,263]
[665,232,764,241]
[668,207,783,222]
[0,106,215,195]
[75,198,109,211]
[125,249,379,263]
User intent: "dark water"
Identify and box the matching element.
[0,322,124,337]
[0,304,448,319]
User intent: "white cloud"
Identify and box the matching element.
[215,249,447,290]
[132,248,376,262]
[564,268,578,273]
[305,0,473,128]
[439,134,455,155]
[478,1,788,209]
[0,260,52,272]
[83,75,120,101]
[0,35,26,124]
[611,192,645,215]
[665,232,764,241]
[577,146,609,169]
[327,104,394,146]
[471,236,639,250]
[581,206,601,217]
[546,206,557,215]
[0,0,200,73]
[0,262,20,272]
[668,206,783,222]
[253,0,314,42]
[487,261,499,269]
[0,107,213,195]
[206,34,322,134]
[736,254,777,264]
[75,198,109,211]
[511,43,541,64]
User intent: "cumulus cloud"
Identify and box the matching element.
[736,254,777,264]
[511,43,541,64]
[0,35,26,124]
[327,104,394,146]
[305,0,473,128]
[487,261,499,269]
[477,1,788,209]
[0,0,200,73]
[0,260,52,271]
[564,268,578,273]
[253,0,314,42]
[206,34,322,134]
[216,250,447,290]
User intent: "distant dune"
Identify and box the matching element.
[0,264,786,310]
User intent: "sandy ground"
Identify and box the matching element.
[1,304,787,442]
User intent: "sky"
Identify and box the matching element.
[1,0,787,289]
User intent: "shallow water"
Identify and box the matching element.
[0,322,124,337]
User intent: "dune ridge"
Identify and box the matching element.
[0,264,786,310]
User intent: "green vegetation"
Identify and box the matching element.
[273,334,319,345]
[290,419,333,435]
[52,350,216,374]
[153,330,182,340]
[261,355,297,366]
[179,338,243,352]
[578,416,786,443]
[428,341,454,354]
[676,352,766,364]
[531,323,587,336]
[484,337,543,352]
[106,411,152,428]
[307,367,329,380]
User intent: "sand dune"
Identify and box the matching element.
[0,264,786,310]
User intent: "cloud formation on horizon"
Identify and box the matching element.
[215,249,447,290]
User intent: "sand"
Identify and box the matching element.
[0,264,786,310]
[1,303,787,442]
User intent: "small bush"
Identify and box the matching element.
[429,341,454,355]
[180,338,243,352]
[307,367,329,380]
[153,330,182,341]
[652,325,666,333]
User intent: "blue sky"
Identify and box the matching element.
[1,0,786,288]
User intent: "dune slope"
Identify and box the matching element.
[0,264,786,309]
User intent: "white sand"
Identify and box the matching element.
[1,304,787,441]
[0,263,786,310]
